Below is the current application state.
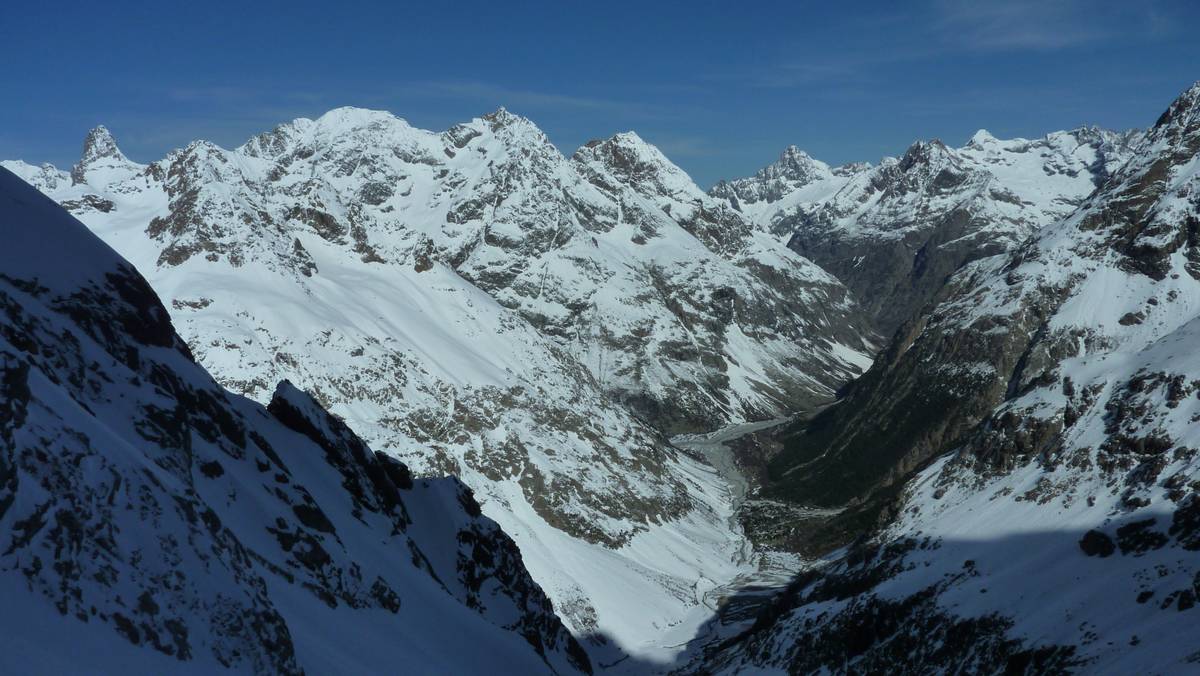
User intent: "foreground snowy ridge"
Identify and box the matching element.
[700,81,1200,674]
[0,166,589,674]
[2,108,873,656]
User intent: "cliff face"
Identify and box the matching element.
[699,81,1200,676]
[0,166,588,675]
[2,107,873,651]
[715,126,1140,336]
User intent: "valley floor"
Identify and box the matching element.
[596,417,829,672]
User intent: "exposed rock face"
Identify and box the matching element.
[2,110,874,652]
[715,127,1141,336]
[698,82,1200,674]
[770,83,1200,512]
[710,145,869,238]
[0,166,588,674]
[68,124,143,188]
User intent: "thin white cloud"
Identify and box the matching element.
[933,0,1110,51]
[744,0,1182,93]
[648,136,720,158]
[752,63,866,89]
[393,80,668,118]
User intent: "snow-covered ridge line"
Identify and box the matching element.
[711,123,1143,334]
[2,105,874,658]
[700,80,1200,674]
[0,165,589,674]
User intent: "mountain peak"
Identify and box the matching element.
[610,130,647,145]
[70,125,131,184]
[81,125,123,160]
[781,144,810,160]
[312,106,403,130]
[481,106,526,128]
[967,129,997,146]
[756,144,828,182]
[898,138,958,172]
[572,131,681,182]
[574,130,662,160]
[1152,80,1200,135]
[472,107,556,151]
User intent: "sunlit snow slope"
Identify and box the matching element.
[0,165,589,675]
[701,82,1200,674]
[3,109,873,656]
[714,126,1141,334]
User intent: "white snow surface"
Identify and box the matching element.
[704,81,1200,674]
[3,108,873,658]
[0,166,588,674]
[854,84,1200,670]
[713,126,1142,248]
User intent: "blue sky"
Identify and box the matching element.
[2,1,1197,187]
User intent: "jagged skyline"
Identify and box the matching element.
[3,1,1197,187]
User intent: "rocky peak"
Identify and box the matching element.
[239,121,308,159]
[879,139,971,198]
[482,105,517,125]
[1064,124,1115,144]
[459,108,558,161]
[1124,84,1196,161]
[711,145,835,200]
[578,130,657,160]
[478,106,546,141]
[1152,80,1200,135]
[897,138,959,173]
[1074,83,1200,280]
[80,125,125,162]
[966,129,998,147]
[756,145,828,183]
[572,131,693,197]
[70,125,132,184]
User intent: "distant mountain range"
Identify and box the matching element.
[713,125,1141,335]
[3,80,1199,673]
[4,106,875,655]
[698,81,1200,673]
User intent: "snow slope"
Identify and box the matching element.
[3,109,873,656]
[710,146,869,237]
[713,126,1141,334]
[0,165,589,674]
[702,82,1200,673]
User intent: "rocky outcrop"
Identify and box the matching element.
[716,126,1141,336]
[765,87,1198,515]
[0,166,588,674]
[4,108,874,652]
[701,81,1200,676]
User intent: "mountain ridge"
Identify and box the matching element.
[0,164,590,674]
[712,124,1144,335]
[3,107,874,657]
[696,80,1200,674]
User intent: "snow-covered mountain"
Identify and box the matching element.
[2,108,873,656]
[714,126,1141,335]
[0,166,589,674]
[710,146,870,235]
[701,82,1200,672]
